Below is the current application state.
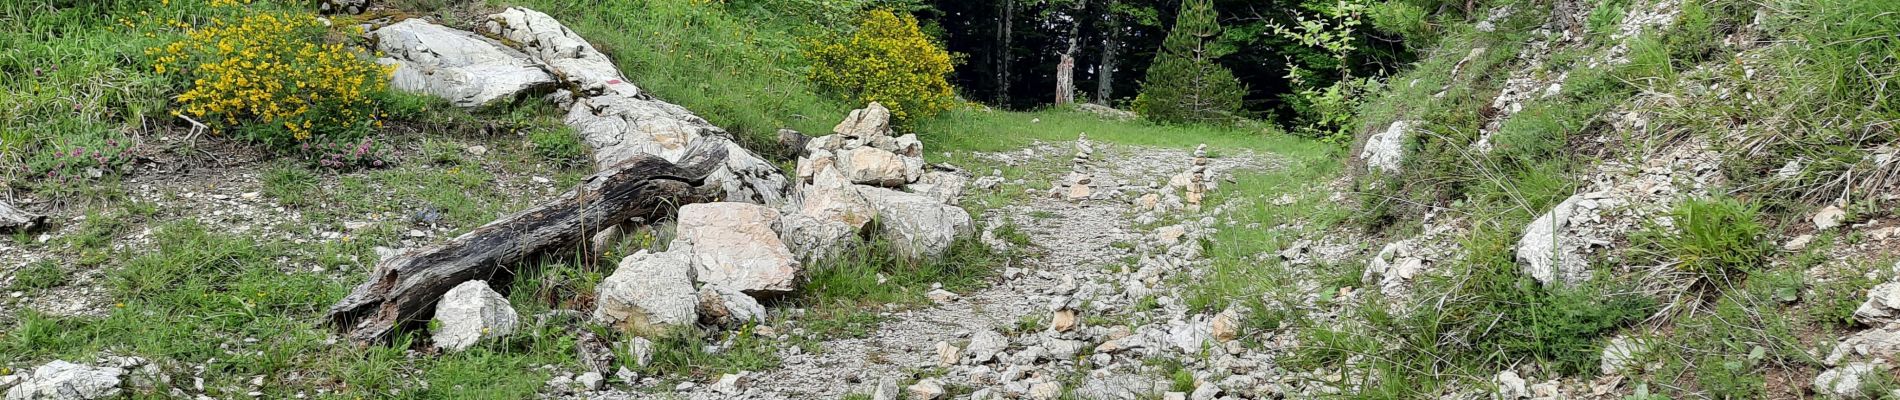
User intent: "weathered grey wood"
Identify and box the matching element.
[0,201,44,233]
[325,138,730,344]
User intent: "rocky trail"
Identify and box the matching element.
[659,140,1286,399]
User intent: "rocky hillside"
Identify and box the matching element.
[1336,0,1900,397]
[1,0,1895,399]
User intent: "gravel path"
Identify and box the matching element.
[688,142,1276,399]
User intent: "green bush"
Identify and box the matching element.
[1634,196,1769,282]
[152,9,392,148]
[805,9,956,126]
[1368,0,1434,46]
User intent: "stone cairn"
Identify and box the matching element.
[1185,144,1208,210]
[1065,133,1095,201]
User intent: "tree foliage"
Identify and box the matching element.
[1134,0,1246,124]
[805,9,957,125]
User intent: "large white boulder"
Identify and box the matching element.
[593,249,699,334]
[1360,120,1413,174]
[486,7,790,206]
[676,203,802,295]
[371,19,556,107]
[484,7,632,96]
[4,360,122,400]
[431,280,520,352]
[856,186,974,259]
[1517,194,1588,286]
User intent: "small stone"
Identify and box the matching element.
[935,341,962,367]
[465,145,488,156]
[872,376,899,400]
[1051,309,1078,332]
[711,373,744,394]
[908,378,946,400]
[1495,370,1528,399]
[1210,309,1240,342]
[531,176,552,184]
[1028,381,1062,399]
[630,337,654,367]
[1814,205,1847,230]
[1784,234,1815,251]
[430,280,519,352]
[576,372,603,391]
[926,289,959,304]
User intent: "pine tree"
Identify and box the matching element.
[1134,0,1246,124]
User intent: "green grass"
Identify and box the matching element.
[8,261,67,291]
[503,0,860,152]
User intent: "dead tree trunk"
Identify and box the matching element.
[324,138,729,345]
[0,201,44,233]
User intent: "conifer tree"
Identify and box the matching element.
[1134,0,1246,124]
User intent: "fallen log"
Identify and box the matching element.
[0,200,45,233]
[325,137,730,344]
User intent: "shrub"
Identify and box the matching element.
[805,10,955,126]
[150,10,392,148]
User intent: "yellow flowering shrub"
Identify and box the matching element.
[805,10,955,125]
[150,11,391,147]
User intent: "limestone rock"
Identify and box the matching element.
[1517,195,1587,286]
[1052,309,1079,332]
[1494,370,1528,399]
[5,360,123,400]
[1814,205,1847,231]
[1210,309,1240,342]
[1599,336,1648,375]
[857,186,975,259]
[676,203,801,294]
[697,285,767,327]
[800,166,877,230]
[1855,282,1900,325]
[935,341,962,367]
[908,378,946,400]
[431,280,520,352]
[484,7,627,96]
[907,170,969,206]
[834,102,893,139]
[836,147,912,187]
[872,376,900,400]
[776,213,860,262]
[594,250,699,334]
[1360,120,1413,174]
[1029,381,1063,399]
[966,330,1008,364]
[372,19,557,107]
[1815,362,1884,398]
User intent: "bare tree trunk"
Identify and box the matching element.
[1095,36,1117,105]
[324,138,729,345]
[1056,53,1076,105]
[996,0,1013,106]
[1095,0,1120,106]
[0,200,44,233]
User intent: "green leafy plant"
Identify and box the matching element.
[805,9,956,126]
[1634,196,1769,282]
